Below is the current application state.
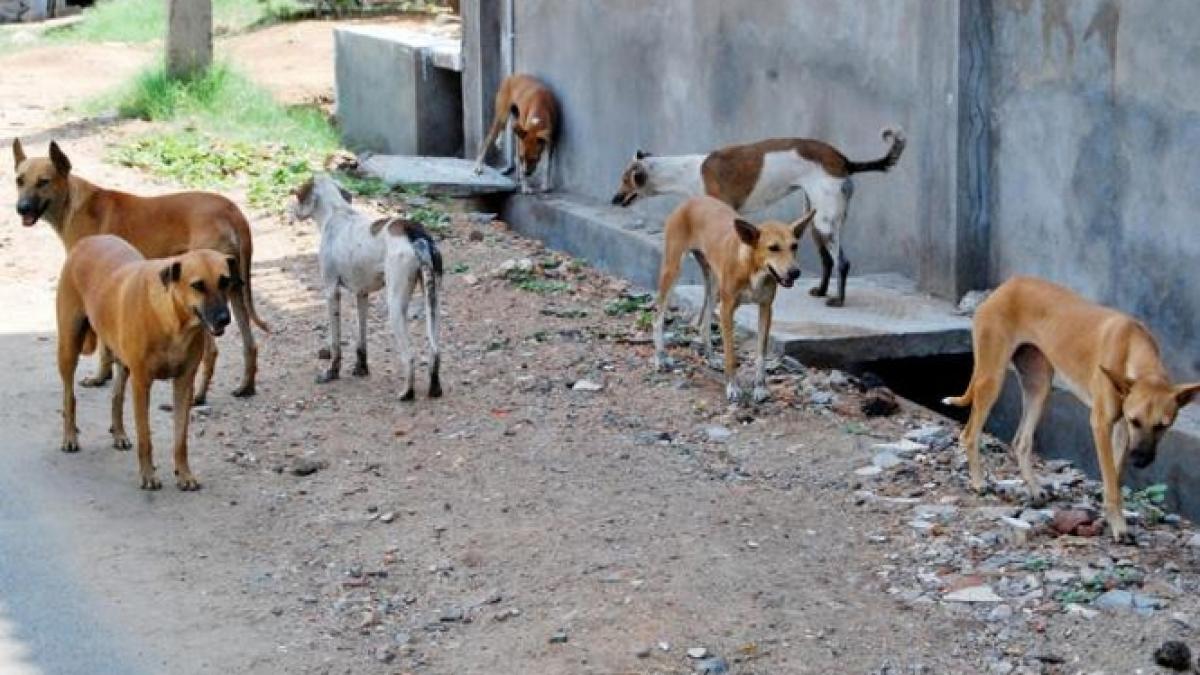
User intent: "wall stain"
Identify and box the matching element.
[1041,0,1075,65]
[1083,0,1120,96]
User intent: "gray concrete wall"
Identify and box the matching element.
[510,0,959,291]
[987,0,1200,381]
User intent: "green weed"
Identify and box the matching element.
[48,0,304,44]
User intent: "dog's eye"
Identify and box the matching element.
[191,280,206,293]
[1130,419,1142,429]
[35,178,49,188]
[768,244,781,252]
[218,275,230,290]
[790,243,799,251]
[1154,422,1168,432]
[15,177,23,187]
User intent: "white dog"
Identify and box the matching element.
[291,174,443,400]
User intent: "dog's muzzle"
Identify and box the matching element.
[1130,442,1157,469]
[770,265,801,289]
[611,191,637,207]
[197,305,231,337]
[16,197,46,227]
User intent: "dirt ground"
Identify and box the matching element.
[3,17,1200,675]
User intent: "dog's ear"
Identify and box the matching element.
[1175,382,1200,408]
[1100,366,1133,398]
[635,149,652,160]
[160,260,182,287]
[225,256,244,290]
[48,141,72,176]
[509,103,520,119]
[513,126,527,140]
[792,209,816,237]
[734,218,760,246]
[338,186,353,204]
[12,138,25,170]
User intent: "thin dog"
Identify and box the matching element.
[612,128,904,307]
[943,276,1200,542]
[472,73,559,193]
[12,139,268,400]
[291,174,443,400]
[58,235,238,490]
[653,195,813,403]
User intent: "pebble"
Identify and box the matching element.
[1064,603,1098,619]
[904,425,947,445]
[874,439,928,457]
[440,607,465,622]
[634,647,651,658]
[913,504,958,523]
[572,379,603,392]
[872,451,903,469]
[944,585,1003,603]
[291,458,325,476]
[808,390,835,406]
[1094,589,1133,611]
[705,426,733,443]
[986,604,1014,622]
[855,465,884,477]
[686,647,709,659]
[1186,533,1200,548]
[549,631,569,644]
[1153,641,1192,671]
[1000,517,1031,531]
[696,656,730,674]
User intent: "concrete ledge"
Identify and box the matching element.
[359,154,515,197]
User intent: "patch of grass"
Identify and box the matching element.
[48,0,304,44]
[1124,483,1168,525]
[334,172,392,198]
[407,202,451,235]
[451,263,470,274]
[605,292,653,316]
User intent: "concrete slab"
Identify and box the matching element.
[359,154,516,197]
[675,274,972,364]
[503,193,970,364]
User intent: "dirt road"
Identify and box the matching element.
[4,17,1200,675]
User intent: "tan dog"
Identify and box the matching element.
[472,73,559,193]
[653,195,813,403]
[58,235,238,490]
[944,276,1200,542]
[12,139,268,400]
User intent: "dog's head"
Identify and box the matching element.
[161,249,241,337]
[513,111,552,177]
[1102,366,1200,468]
[734,209,814,289]
[611,150,652,207]
[12,139,71,228]
[290,173,352,222]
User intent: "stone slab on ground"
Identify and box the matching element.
[359,154,515,197]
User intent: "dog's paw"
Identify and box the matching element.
[809,287,827,298]
[316,370,339,384]
[61,438,80,453]
[231,383,256,398]
[351,363,369,377]
[825,297,845,308]
[725,382,744,404]
[175,474,201,491]
[752,385,771,403]
[80,373,111,387]
[112,434,132,451]
[428,380,443,398]
[654,353,674,372]
[1026,488,1049,508]
[400,388,415,402]
[140,473,162,490]
[471,165,485,176]
[191,394,207,407]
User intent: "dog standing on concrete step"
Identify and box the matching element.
[12,138,268,401]
[57,235,237,490]
[291,174,443,400]
[612,128,905,308]
[943,276,1200,543]
[654,195,813,404]
[472,73,559,194]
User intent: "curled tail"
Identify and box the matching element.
[231,210,271,333]
[80,323,97,356]
[942,383,973,407]
[845,127,906,174]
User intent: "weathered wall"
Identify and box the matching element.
[988,0,1200,380]
[510,0,960,290]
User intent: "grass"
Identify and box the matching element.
[48,0,304,44]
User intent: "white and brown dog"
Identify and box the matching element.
[654,195,813,403]
[944,276,1200,542]
[613,129,905,307]
[291,174,443,400]
[472,73,559,193]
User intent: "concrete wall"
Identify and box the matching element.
[509,0,960,291]
[987,0,1200,381]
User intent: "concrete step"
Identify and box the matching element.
[360,154,516,198]
[503,193,971,364]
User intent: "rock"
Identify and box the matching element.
[462,273,480,286]
[687,647,709,659]
[956,289,992,316]
[1172,613,1195,630]
[467,229,485,242]
[696,656,730,674]
[874,439,929,457]
[861,388,899,417]
[572,379,603,392]
[913,504,958,523]
[1133,593,1167,615]
[705,426,733,443]
[440,607,464,622]
[1052,509,1098,536]
[291,458,326,476]
[1187,533,1200,548]
[855,465,884,477]
[549,631,569,644]
[1064,603,1098,619]
[380,512,396,523]
[1094,589,1134,611]
[374,646,395,663]
[944,585,1003,603]
[1044,569,1077,584]
[904,425,947,445]
[1018,509,1053,525]
[872,452,903,469]
[987,659,1014,675]
[808,390,835,406]
[1153,641,1192,671]
[394,632,412,645]
[635,646,651,658]
[987,604,1014,622]
[1000,517,1032,531]
[658,641,671,652]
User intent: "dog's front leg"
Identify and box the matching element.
[131,371,160,490]
[719,295,742,403]
[109,362,131,450]
[752,303,772,403]
[809,230,833,299]
[1091,407,1130,543]
[171,366,200,491]
[352,292,369,377]
[80,343,114,387]
[539,147,553,193]
[317,286,342,383]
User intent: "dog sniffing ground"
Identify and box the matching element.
[5,20,1200,675]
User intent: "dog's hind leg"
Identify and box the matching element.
[192,336,217,406]
[809,229,833,299]
[422,275,442,398]
[718,292,742,403]
[1012,345,1053,504]
[352,292,369,377]
[228,290,256,397]
[57,315,86,453]
[386,270,417,401]
[80,344,114,387]
[317,286,342,383]
[752,302,773,403]
[653,237,687,372]
[109,361,131,450]
[954,322,1013,493]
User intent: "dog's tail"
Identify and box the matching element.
[80,321,97,356]
[942,384,973,408]
[845,127,906,174]
[231,209,271,333]
[388,218,444,286]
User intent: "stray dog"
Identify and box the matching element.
[57,235,237,490]
[12,139,268,400]
[943,276,1200,542]
[612,128,905,307]
[472,73,559,193]
[291,174,443,400]
[653,195,813,403]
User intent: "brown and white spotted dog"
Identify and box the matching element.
[472,73,559,193]
[612,129,905,307]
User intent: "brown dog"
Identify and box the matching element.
[472,73,558,193]
[653,195,813,404]
[58,235,238,490]
[12,139,268,400]
[944,276,1200,542]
